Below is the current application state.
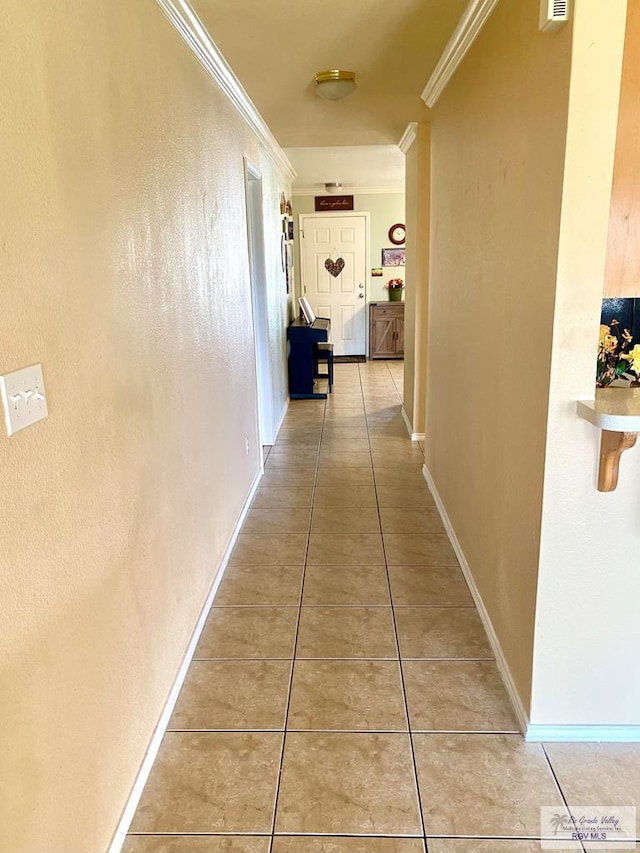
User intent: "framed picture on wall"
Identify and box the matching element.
[382,247,406,267]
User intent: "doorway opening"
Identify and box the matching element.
[244,160,275,448]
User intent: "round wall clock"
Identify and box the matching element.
[388,223,406,245]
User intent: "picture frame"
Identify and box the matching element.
[382,247,405,267]
[299,296,316,325]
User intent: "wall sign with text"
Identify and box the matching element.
[314,195,354,212]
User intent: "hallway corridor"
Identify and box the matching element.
[123,362,639,853]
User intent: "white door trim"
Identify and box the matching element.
[244,159,274,450]
[298,211,371,355]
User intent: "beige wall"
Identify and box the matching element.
[532,0,637,726]
[0,2,290,851]
[604,0,640,297]
[403,125,431,436]
[425,0,573,712]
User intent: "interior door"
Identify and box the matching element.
[300,213,367,356]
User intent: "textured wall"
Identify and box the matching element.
[425,0,572,713]
[402,125,430,435]
[532,0,637,726]
[0,1,289,850]
[604,0,640,297]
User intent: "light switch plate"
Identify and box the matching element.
[0,363,48,436]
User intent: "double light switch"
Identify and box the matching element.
[0,363,48,436]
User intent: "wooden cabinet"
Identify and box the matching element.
[369,302,405,359]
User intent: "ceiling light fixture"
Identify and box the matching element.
[314,70,357,101]
[324,182,343,192]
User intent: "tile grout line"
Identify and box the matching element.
[268,393,327,852]
[359,361,429,842]
[539,743,588,853]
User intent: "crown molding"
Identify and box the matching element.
[155,0,296,182]
[421,0,500,108]
[398,123,418,154]
[292,185,404,197]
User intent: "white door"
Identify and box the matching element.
[299,213,368,356]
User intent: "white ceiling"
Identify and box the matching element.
[286,145,405,194]
[192,0,468,148]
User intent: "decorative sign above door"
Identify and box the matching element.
[324,257,345,277]
[315,195,354,212]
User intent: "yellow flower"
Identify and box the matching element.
[623,344,640,374]
[599,334,618,355]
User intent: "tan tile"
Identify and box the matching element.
[275,431,322,445]
[307,533,384,565]
[321,426,369,439]
[288,660,407,731]
[395,607,493,659]
[414,733,564,836]
[545,743,640,813]
[403,661,519,732]
[371,449,425,466]
[380,507,445,534]
[427,842,570,853]
[367,426,408,439]
[314,485,378,507]
[130,732,282,833]
[123,838,271,853]
[169,660,291,730]
[324,410,367,423]
[318,452,372,468]
[261,468,316,486]
[229,533,307,566]
[311,507,381,534]
[302,564,390,606]
[196,607,298,658]
[267,447,317,464]
[273,839,425,853]
[251,484,314,508]
[296,606,397,658]
[316,468,375,488]
[369,437,418,452]
[319,438,371,452]
[215,564,303,606]
[383,534,458,566]
[242,508,311,535]
[388,566,472,606]
[372,466,425,485]
[376,484,435,509]
[275,733,421,834]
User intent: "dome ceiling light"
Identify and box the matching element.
[314,70,357,101]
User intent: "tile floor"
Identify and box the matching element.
[124,362,640,853]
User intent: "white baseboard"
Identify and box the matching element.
[422,463,530,735]
[401,407,424,442]
[107,467,263,853]
[526,724,640,742]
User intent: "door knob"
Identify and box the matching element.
[359,283,364,289]
[358,293,364,299]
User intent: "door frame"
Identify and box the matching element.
[244,159,274,453]
[298,211,371,356]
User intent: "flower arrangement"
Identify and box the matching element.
[386,278,404,289]
[597,319,640,387]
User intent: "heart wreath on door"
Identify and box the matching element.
[324,257,345,278]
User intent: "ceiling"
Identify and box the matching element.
[192,0,468,148]
[285,145,405,194]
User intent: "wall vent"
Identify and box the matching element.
[539,0,570,32]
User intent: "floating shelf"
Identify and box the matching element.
[577,389,640,491]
